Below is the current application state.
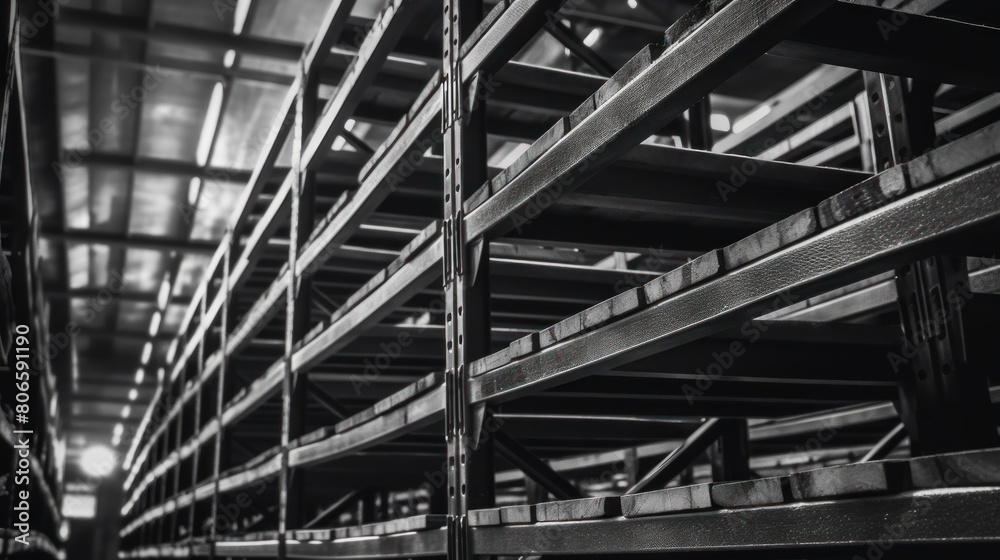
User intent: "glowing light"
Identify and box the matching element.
[121,405,132,419]
[80,446,117,478]
[710,113,731,132]
[114,423,125,437]
[141,341,153,364]
[62,494,97,519]
[188,177,202,206]
[196,82,225,167]
[128,389,138,401]
[582,28,602,47]
[149,311,162,337]
[157,276,172,309]
[628,0,638,8]
[233,0,253,34]
[223,49,237,69]
[135,368,145,385]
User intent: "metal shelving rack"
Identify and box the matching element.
[118,0,1000,558]
[2,2,65,557]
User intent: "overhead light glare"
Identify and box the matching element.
[196,82,225,167]
[141,341,153,364]
[732,105,773,134]
[233,0,253,35]
[710,113,731,132]
[148,311,162,337]
[81,446,117,478]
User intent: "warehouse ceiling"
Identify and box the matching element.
[16,0,822,480]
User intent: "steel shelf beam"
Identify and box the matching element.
[115,0,1000,558]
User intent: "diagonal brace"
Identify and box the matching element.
[626,417,725,495]
[860,422,908,463]
[495,429,583,501]
[307,380,350,420]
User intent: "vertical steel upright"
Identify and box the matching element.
[862,72,1000,455]
[279,63,307,560]
[209,250,225,559]
[443,1,495,558]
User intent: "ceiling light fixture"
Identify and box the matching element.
[233,0,253,35]
[81,446,117,478]
[710,113,731,132]
[141,341,153,364]
[157,276,172,309]
[148,311,162,337]
[196,82,225,167]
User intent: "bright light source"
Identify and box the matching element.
[710,113,731,132]
[223,49,237,69]
[345,118,356,132]
[62,494,97,519]
[732,104,772,134]
[135,368,145,385]
[128,389,138,401]
[114,423,125,437]
[157,367,166,383]
[121,405,132,419]
[141,341,153,364]
[332,136,347,151]
[196,82,225,167]
[628,0,638,8]
[582,28,602,47]
[166,339,178,364]
[157,276,172,309]
[233,0,253,34]
[60,521,70,541]
[149,311,162,337]
[80,446,117,478]
[187,177,202,206]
